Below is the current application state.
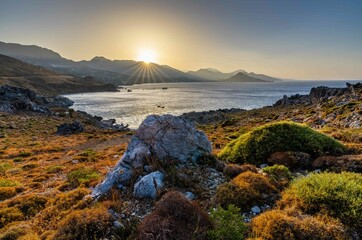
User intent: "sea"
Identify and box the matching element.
[64,80,360,129]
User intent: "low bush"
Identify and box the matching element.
[53,207,113,240]
[218,122,346,165]
[7,194,49,218]
[223,163,257,179]
[262,164,293,189]
[207,205,247,240]
[250,210,348,240]
[0,187,17,201]
[137,191,212,240]
[0,207,23,228]
[73,149,98,162]
[0,163,12,175]
[66,167,100,188]
[267,151,311,170]
[214,171,276,211]
[0,178,20,187]
[278,172,362,228]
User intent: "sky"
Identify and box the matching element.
[0,0,362,80]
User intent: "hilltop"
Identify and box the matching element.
[0,54,118,96]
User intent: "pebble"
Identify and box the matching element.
[251,206,261,214]
[184,191,196,200]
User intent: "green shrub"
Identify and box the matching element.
[207,205,247,240]
[214,171,276,211]
[251,210,348,240]
[0,163,12,175]
[0,178,20,187]
[218,122,346,165]
[67,168,100,188]
[73,149,98,162]
[262,164,293,188]
[279,172,362,228]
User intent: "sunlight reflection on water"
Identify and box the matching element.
[65,81,358,129]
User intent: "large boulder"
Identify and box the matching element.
[92,114,212,199]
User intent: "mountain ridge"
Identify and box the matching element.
[0,41,280,85]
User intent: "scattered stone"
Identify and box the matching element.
[56,121,84,135]
[260,164,268,169]
[133,171,164,199]
[184,191,196,200]
[251,206,261,214]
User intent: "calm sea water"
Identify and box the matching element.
[65,80,360,129]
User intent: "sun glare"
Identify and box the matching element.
[137,49,157,64]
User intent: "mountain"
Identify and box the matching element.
[0,54,117,96]
[188,68,280,82]
[187,68,243,81]
[0,41,282,85]
[224,72,268,82]
[0,41,202,85]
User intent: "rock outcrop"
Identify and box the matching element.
[274,82,361,107]
[92,114,212,199]
[0,85,73,113]
[56,121,85,135]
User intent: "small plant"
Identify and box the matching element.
[13,157,24,162]
[67,167,100,188]
[218,122,346,165]
[0,178,20,187]
[73,149,98,162]
[0,163,12,175]
[207,205,247,240]
[46,165,64,174]
[262,164,293,188]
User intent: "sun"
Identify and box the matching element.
[136,49,157,64]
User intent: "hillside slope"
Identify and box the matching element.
[0,54,117,96]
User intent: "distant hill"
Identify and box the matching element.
[0,54,118,96]
[188,68,280,82]
[224,72,268,82]
[187,68,244,81]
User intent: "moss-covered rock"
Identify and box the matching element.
[218,122,346,165]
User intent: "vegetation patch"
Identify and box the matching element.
[53,207,113,240]
[66,167,100,188]
[262,164,293,189]
[278,172,362,228]
[137,191,212,240]
[207,205,247,240]
[218,122,347,165]
[0,163,12,175]
[251,210,348,240]
[223,163,257,179]
[214,171,276,211]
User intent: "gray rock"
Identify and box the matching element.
[133,171,164,199]
[92,114,212,199]
[260,164,268,169]
[56,121,84,135]
[251,206,261,214]
[184,191,196,200]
